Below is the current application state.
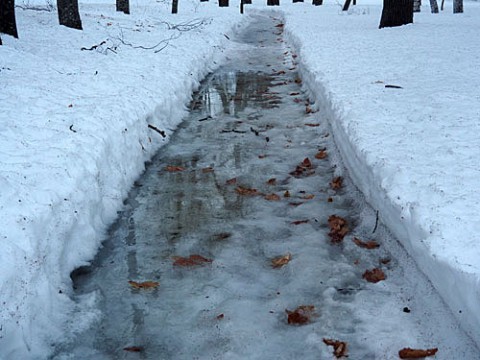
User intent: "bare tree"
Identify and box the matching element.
[293,0,303,2]
[0,0,19,38]
[57,0,82,29]
[429,0,439,13]
[312,0,323,5]
[219,0,229,6]
[342,0,351,11]
[117,0,129,14]
[172,0,178,13]
[413,0,421,12]
[453,0,463,13]
[379,0,413,28]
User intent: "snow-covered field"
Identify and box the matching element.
[1,0,479,357]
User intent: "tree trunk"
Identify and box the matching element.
[413,0,421,12]
[342,0,351,11]
[312,0,323,5]
[240,0,244,13]
[0,0,19,38]
[267,0,279,5]
[353,0,356,4]
[293,0,303,2]
[441,0,445,10]
[219,0,229,6]
[453,0,463,13]
[429,0,439,13]
[379,0,413,28]
[243,0,252,3]
[57,0,82,30]
[172,0,178,13]
[116,0,130,14]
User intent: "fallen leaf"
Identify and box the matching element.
[258,154,267,159]
[214,232,231,240]
[273,70,286,75]
[216,313,225,320]
[284,190,291,198]
[399,348,438,359]
[286,305,315,325]
[331,176,343,190]
[275,23,284,28]
[172,255,213,267]
[265,193,281,201]
[305,123,320,127]
[290,92,300,96]
[328,215,349,243]
[235,186,260,196]
[380,258,391,265]
[305,106,316,114]
[267,178,277,185]
[128,280,159,289]
[202,167,214,173]
[165,165,185,172]
[363,268,386,283]
[294,78,302,84]
[123,346,144,352]
[315,150,328,159]
[323,338,348,358]
[353,237,380,249]
[226,177,237,185]
[292,54,298,59]
[290,158,314,178]
[301,194,315,200]
[327,197,334,203]
[289,202,304,207]
[292,219,309,225]
[271,253,291,268]
[293,98,303,103]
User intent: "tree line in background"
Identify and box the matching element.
[0,0,465,45]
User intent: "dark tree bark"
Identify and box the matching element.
[116,0,130,14]
[293,0,303,3]
[200,0,208,2]
[312,0,323,5]
[453,0,462,13]
[243,0,252,3]
[267,0,279,5]
[57,0,82,30]
[0,35,2,45]
[413,0,421,12]
[379,0,413,29]
[0,0,19,38]
[342,0,351,11]
[219,0,229,6]
[240,0,244,13]
[353,0,356,5]
[441,0,445,10]
[429,0,439,13]
[172,0,178,13]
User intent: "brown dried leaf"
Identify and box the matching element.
[301,194,315,200]
[214,232,231,240]
[128,281,159,289]
[123,346,144,352]
[327,197,334,203]
[172,255,213,267]
[315,150,328,160]
[202,167,214,173]
[258,154,267,159]
[362,268,386,283]
[216,313,225,320]
[294,77,302,84]
[305,123,320,127]
[275,23,284,28]
[328,215,349,243]
[290,92,300,96]
[265,193,281,201]
[292,219,309,225]
[286,305,315,325]
[331,176,343,190]
[267,178,277,185]
[323,339,348,358]
[399,348,438,359]
[380,258,391,265]
[289,202,304,207]
[226,177,237,185]
[165,165,185,172]
[284,190,291,198]
[271,253,292,268]
[353,237,380,249]
[235,186,260,196]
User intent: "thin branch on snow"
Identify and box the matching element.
[157,18,212,32]
[117,30,181,53]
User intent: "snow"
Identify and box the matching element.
[1,0,480,357]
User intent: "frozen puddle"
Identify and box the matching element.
[54,13,478,359]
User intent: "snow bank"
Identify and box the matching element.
[0,1,245,357]
[280,0,480,347]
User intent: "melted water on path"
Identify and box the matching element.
[54,13,478,360]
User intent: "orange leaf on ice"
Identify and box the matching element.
[315,150,328,160]
[399,348,438,359]
[235,186,260,196]
[165,165,185,172]
[323,338,348,358]
[271,253,291,268]
[172,255,213,267]
[286,305,315,325]
[362,268,386,283]
[353,237,380,249]
[265,193,281,201]
[128,281,159,289]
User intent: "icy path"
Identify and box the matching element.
[53,13,478,359]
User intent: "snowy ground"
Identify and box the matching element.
[1,0,479,358]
